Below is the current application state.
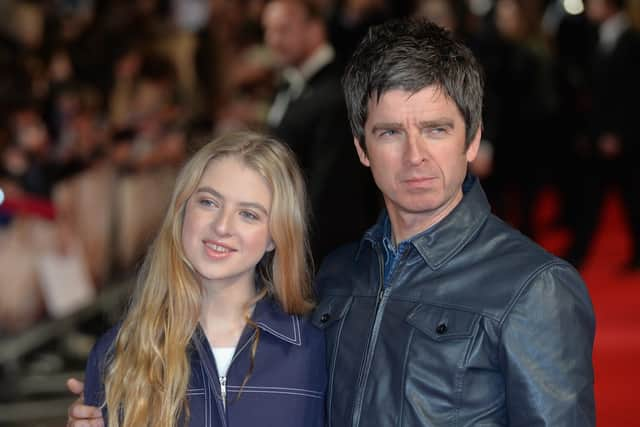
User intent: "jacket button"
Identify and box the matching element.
[436,323,447,334]
[320,313,331,323]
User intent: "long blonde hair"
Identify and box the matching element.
[104,131,314,427]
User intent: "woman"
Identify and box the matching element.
[81,131,326,427]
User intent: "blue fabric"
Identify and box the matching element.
[84,296,326,427]
[314,174,595,427]
[381,217,411,286]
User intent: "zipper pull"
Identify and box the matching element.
[219,376,227,409]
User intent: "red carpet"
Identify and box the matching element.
[535,189,640,426]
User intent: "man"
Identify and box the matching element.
[564,0,640,270]
[68,19,595,426]
[311,19,595,426]
[262,0,377,263]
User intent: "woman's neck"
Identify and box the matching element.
[199,277,257,348]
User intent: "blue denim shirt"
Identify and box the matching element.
[84,296,326,427]
[381,216,412,286]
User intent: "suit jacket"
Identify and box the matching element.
[270,58,378,264]
[590,26,640,154]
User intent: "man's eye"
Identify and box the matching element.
[240,210,259,221]
[379,129,398,137]
[427,127,449,137]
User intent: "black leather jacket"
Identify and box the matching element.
[313,177,595,426]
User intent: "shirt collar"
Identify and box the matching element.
[281,44,335,98]
[359,175,491,268]
[599,11,630,52]
[251,296,303,346]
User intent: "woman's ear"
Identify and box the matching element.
[266,238,276,252]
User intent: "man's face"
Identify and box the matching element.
[262,0,311,67]
[585,0,613,22]
[354,87,480,241]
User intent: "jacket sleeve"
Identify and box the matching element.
[84,326,119,409]
[499,262,595,427]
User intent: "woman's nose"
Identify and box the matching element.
[212,209,233,236]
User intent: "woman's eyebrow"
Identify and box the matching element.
[196,186,269,215]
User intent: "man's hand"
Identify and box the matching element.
[66,378,104,427]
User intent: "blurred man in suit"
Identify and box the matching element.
[262,0,377,264]
[565,0,640,269]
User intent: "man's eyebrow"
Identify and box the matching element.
[195,186,269,215]
[418,118,455,128]
[370,122,403,133]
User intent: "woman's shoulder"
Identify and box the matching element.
[84,324,121,406]
[91,324,121,357]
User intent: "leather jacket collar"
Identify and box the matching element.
[358,174,491,270]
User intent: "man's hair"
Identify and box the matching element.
[342,18,484,149]
[269,0,324,21]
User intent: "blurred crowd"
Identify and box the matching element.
[1,0,639,334]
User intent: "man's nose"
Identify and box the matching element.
[404,133,427,166]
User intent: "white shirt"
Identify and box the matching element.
[266,44,336,127]
[599,11,630,53]
[211,346,235,377]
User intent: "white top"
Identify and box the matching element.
[599,11,630,53]
[266,43,336,127]
[211,346,235,377]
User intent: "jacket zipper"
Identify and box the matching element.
[218,333,254,410]
[195,330,256,426]
[351,246,389,427]
[219,376,227,409]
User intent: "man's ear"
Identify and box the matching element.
[353,137,370,167]
[465,127,482,162]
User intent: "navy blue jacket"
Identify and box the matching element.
[84,296,326,426]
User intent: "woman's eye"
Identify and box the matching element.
[240,210,259,221]
[198,198,218,208]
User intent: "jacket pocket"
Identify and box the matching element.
[401,304,481,425]
[405,303,478,341]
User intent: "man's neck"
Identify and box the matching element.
[386,191,463,245]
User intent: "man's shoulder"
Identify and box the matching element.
[314,241,364,291]
[479,213,584,287]
[483,213,554,260]
[317,241,362,273]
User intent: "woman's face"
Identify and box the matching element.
[181,156,274,289]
